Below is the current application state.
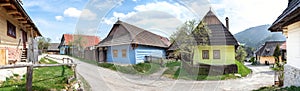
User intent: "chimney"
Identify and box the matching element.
[225,17,229,30]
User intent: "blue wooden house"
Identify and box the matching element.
[97,20,170,64]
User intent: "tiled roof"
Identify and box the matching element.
[202,10,238,46]
[59,34,101,48]
[97,20,170,48]
[255,41,285,56]
[269,0,300,31]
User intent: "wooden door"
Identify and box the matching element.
[21,30,27,49]
[0,49,6,65]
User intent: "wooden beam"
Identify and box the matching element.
[0,3,12,7]
[14,16,25,20]
[20,21,27,24]
[0,63,77,69]
[26,66,33,91]
[7,10,20,15]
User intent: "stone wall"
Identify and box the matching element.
[284,64,300,87]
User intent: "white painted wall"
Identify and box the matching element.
[287,21,300,69]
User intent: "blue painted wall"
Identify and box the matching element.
[59,46,68,55]
[106,44,135,64]
[106,44,166,64]
[135,45,166,64]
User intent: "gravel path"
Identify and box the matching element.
[45,55,274,91]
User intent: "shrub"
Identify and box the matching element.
[98,63,116,70]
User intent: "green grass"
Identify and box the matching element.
[0,58,74,91]
[69,55,99,66]
[98,62,161,75]
[254,86,300,91]
[163,60,251,80]
[235,60,252,77]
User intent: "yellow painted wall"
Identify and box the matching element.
[258,56,282,64]
[193,45,236,65]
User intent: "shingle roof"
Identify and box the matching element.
[202,10,238,46]
[59,34,101,48]
[168,10,238,51]
[47,43,59,51]
[97,20,170,48]
[269,0,300,32]
[255,41,285,56]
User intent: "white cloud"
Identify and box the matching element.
[55,16,63,21]
[81,9,97,20]
[210,0,288,34]
[132,0,137,2]
[102,1,204,37]
[62,7,97,21]
[63,7,82,18]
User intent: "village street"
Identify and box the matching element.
[44,54,274,91]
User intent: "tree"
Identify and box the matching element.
[170,20,210,64]
[235,46,247,62]
[37,37,51,53]
[273,45,281,64]
[273,45,284,86]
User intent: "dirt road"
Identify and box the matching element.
[45,55,274,91]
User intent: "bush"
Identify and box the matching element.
[99,62,160,75]
[250,57,259,65]
[165,61,181,67]
[98,63,116,70]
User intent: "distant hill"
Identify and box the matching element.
[234,25,286,49]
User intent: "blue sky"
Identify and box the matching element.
[22,0,288,43]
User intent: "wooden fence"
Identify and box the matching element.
[0,58,77,91]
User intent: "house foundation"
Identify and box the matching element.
[284,64,300,87]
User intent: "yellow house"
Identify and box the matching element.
[255,41,285,65]
[193,10,238,65]
[0,0,41,65]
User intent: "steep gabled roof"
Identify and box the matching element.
[98,20,170,48]
[255,41,285,56]
[202,10,238,46]
[59,34,101,48]
[269,0,300,32]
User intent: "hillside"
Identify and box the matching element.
[234,25,286,49]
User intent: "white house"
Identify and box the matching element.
[269,0,300,87]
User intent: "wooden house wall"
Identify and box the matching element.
[0,6,34,65]
[105,44,166,64]
[193,45,235,65]
[106,44,135,64]
[135,45,166,64]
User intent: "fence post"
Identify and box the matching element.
[26,65,33,91]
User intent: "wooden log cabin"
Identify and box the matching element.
[0,0,42,65]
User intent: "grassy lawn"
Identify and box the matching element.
[236,60,251,77]
[0,58,74,91]
[98,62,161,75]
[163,60,251,80]
[69,55,99,66]
[254,86,300,91]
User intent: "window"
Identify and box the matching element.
[202,50,209,59]
[113,50,118,57]
[213,50,220,59]
[7,21,16,38]
[122,49,127,58]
